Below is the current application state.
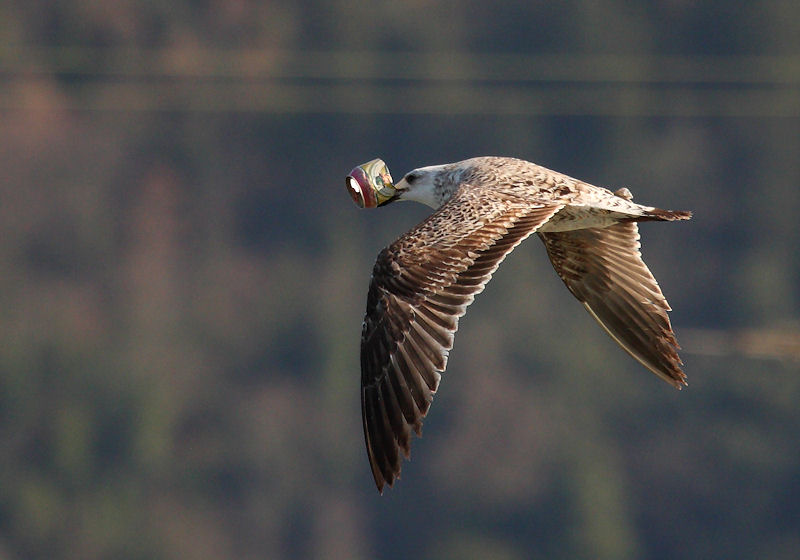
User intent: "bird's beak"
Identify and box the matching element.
[377,179,405,206]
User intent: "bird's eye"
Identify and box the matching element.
[406,173,417,184]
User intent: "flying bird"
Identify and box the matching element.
[347,156,692,493]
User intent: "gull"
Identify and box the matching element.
[352,156,692,492]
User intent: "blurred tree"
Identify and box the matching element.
[0,1,799,559]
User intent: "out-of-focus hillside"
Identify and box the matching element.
[1,3,799,559]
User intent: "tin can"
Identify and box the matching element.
[346,158,396,208]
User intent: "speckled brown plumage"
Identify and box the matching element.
[357,156,691,492]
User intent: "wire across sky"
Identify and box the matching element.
[2,48,799,116]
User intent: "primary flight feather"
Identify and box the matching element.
[347,156,692,493]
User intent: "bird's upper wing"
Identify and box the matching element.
[361,187,563,492]
[538,222,686,388]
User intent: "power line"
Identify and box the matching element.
[1,47,800,116]
[2,47,800,84]
[2,82,798,117]
[283,51,799,85]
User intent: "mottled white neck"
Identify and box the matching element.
[396,164,449,209]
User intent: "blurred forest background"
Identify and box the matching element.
[1,2,800,559]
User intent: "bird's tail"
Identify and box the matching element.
[625,208,693,223]
[611,189,692,223]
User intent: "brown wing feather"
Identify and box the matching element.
[361,190,563,492]
[538,222,686,388]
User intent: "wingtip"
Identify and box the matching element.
[664,365,688,390]
[374,473,398,495]
[372,470,387,494]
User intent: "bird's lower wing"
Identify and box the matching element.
[362,194,563,492]
[538,222,686,387]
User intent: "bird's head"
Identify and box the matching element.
[391,164,450,209]
[347,159,463,210]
